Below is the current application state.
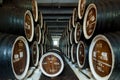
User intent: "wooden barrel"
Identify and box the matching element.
[42,21,47,33]
[59,29,69,57]
[44,33,53,53]
[3,0,38,22]
[83,3,97,39]
[48,47,62,53]
[72,8,79,28]
[74,22,82,43]
[43,44,47,54]
[62,38,68,57]
[44,41,47,53]
[0,34,30,80]
[0,7,34,42]
[31,0,38,22]
[83,1,120,39]
[78,0,94,19]
[89,32,120,80]
[67,44,71,60]
[66,32,71,59]
[66,25,69,35]
[59,34,65,55]
[59,38,64,54]
[68,17,73,32]
[65,32,69,58]
[78,0,86,19]
[65,42,68,58]
[38,11,43,29]
[39,44,44,60]
[48,47,65,64]
[60,29,71,58]
[77,41,89,69]
[65,45,68,58]
[70,28,74,44]
[71,44,77,64]
[41,30,45,44]
[40,49,64,77]
[78,0,106,19]
[34,24,41,44]
[29,41,39,67]
[67,45,72,61]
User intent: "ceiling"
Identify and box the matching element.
[37,0,78,38]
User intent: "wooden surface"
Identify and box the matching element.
[39,59,79,80]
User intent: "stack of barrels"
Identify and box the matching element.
[60,0,120,80]
[0,0,53,79]
[60,7,90,70]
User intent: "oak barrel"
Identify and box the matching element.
[77,41,89,69]
[72,8,79,28]
[78,0,94,19]
[83,1,120,39]
[0,7,34,42]
[68,17,73,31]
[74,22,82,43]
[89,32,120,80]
[39,44,44,60]
[29,41,39,67]
[70,28,74,44]
[71,44,77,64]
[41,30,45,44]
[3,0,38,22]
[40,48,64,77]
[0,34,30,79]
[38,11,43,29]
[34,24,41,44]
